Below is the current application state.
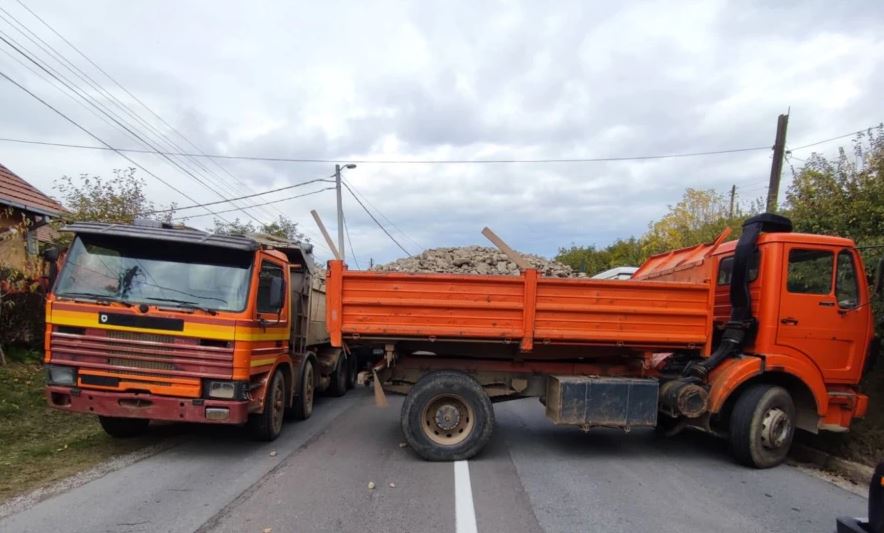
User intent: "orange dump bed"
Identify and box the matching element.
[326,260,714,353]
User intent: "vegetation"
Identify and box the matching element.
[0,349,160,503]
[213,214,307,242]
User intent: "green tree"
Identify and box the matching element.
[213,215,307,242]
[54,168,158,225]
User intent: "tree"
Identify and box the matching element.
[54,168,158,225]
[642,188,742,255]
[213,215,307,242]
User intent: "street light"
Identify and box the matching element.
[335,163,357,262]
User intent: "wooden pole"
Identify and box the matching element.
[481,227,531,271]
[310,210,342,260]
[728,184,736,218]
[766,113,789,212]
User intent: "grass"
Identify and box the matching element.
[0,347,159,504]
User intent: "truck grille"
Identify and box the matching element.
[49,329,234,380]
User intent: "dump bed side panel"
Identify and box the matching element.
[534,278,710,346]
[327,261,712,352]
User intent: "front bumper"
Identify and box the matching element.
[46,386,250,424]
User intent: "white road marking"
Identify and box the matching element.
[454,460,478,533]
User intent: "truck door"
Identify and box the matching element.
[776,246,869,382]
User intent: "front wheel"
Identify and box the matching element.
[401,371,494,461]
[729,384,795,468]
[249,369,286,441]
[98,416,149,438]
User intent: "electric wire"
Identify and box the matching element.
[173,187,335,220]
[342,178,424,251]
[0,67,224,220]
[341,181,412,257]
[7,1,279,223]
[0,19,264,225]
[342,211,361,269]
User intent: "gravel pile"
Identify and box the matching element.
[371,245,580,277]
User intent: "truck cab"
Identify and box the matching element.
[44,221,352,441]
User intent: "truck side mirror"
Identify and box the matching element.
[42,246,60,289]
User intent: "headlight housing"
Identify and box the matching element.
[46,364,77,386]
[204,380,248,400]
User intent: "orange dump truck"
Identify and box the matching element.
[43,221,356,441]
[326,214,881,467]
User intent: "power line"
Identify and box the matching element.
[8,0,279,223]
[0,68,228,221]
[0,17,264,225]
[341,181,412,257]
[147,175,334,214]
[0,136,770,164]
[174,187,335,220]
[342,212,361,269]
[788,125,881,152]
[342,178,424,251]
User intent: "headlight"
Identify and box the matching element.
[206,380,248,400]
[46,365,76,386]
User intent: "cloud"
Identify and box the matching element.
[0,0,882,265]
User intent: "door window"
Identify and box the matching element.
[256,261,285,314]
[787,249,833,294]
[835,251,860,309]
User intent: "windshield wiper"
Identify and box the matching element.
[143,297,218,315]
[57,291,132,307]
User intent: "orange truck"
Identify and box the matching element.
[326,214,882,467]
[43,221,355,441]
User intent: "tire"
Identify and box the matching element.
[288,359,315,421]
[328,355,348,397]
[98,416,149,438]
[249,369,286,441]
[345,354,357,390]
[401,371,494,461]
[729,384,795,468]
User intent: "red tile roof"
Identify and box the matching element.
[0,162,64,217]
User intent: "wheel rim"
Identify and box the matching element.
[303,363,314,416]
[421,394,475,446]
[271,375,284,434]
[760,407,791,450]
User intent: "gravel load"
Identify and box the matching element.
[371,245,580,278]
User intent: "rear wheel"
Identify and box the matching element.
[328,354,348,397]
[98,416,149,438]
[249,369,286,441]
[729,384,795,468]
[288,359,315,420]
[401,371,494,461]
[345,354,357,390]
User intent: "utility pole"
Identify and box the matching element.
[728,184,736,219]
[335,164,345,262]
[766,113,789,212]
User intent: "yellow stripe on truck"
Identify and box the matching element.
[49,309,291,342]
[250,357,277,368]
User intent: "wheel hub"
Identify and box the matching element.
[760,407,791,449]
[434,404,461,431]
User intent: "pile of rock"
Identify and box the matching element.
[371,245,579,278]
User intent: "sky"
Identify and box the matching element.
[0,0,881,265]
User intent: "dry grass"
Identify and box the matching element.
[0,354,158,503]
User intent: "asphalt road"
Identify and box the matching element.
[0,388,867,533]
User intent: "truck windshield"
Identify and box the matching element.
[55,234,253,312]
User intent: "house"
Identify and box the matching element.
[0,162,64,276]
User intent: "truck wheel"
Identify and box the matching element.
[729,384,795,468]
[345,354,357,390]
[289,359,315,421]
[249,369,286,441]
[98,416,149,438]
[328,355,348,397]
[401,371,494,461]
